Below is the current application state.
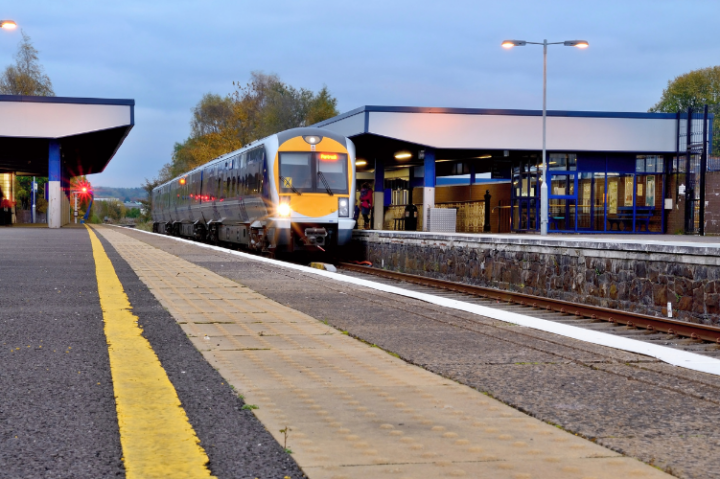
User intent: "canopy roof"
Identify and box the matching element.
[0,95,134,176]
[315,106,681,172]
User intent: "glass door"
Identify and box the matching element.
[511,158,540,231]
[548,172,577,231]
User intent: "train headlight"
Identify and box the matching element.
[303,135,323,145]
[338,197,349,217]
[278,198,292,217]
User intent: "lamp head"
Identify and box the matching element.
[0,20,17,30]
[501,40,527,48]
[564,40,589,48]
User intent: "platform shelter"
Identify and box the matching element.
[0,95,134,228]
[315,106,714,235]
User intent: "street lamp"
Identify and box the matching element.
[502,39,588,235]
[0,20,17,30]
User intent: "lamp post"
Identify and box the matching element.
[502,39,588,235]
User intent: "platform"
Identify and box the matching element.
[5,225,719,477]
[94,226,681,479]
[0,226,301,478]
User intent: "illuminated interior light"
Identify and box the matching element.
[394,151,412,160]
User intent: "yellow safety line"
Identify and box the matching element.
[86,226,215,479]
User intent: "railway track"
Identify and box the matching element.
[337,262,720,359]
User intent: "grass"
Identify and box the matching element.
[241,404,259,410]
[134,221,153,232]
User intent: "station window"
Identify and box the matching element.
[636,155,664,174]
[549,153,577,171]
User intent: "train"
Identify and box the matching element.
[151,127,356,254]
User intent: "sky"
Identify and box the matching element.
[2,0,719,187]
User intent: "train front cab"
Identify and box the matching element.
[271,131,355,253]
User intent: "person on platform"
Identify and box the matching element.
[359,182,373,229]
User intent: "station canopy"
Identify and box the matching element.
[314,106,678,174]
[0,95,134,176]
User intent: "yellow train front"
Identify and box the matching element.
[269,128,356,253]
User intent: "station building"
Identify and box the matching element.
[316,106,715,235]
[0,95,134,228]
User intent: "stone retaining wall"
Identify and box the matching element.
[351,231,720,326]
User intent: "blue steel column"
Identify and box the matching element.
[423,148,436,231]
[373,158,384,230]
[48,140,62,228]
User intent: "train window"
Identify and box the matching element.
[279,152,312,191]
[317,153,348,193]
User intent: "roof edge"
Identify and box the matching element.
[318,105,679,122]
[0,95,135,106]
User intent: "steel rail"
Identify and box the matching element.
[339,263,720,344]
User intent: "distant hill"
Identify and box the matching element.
[92,186,147,202]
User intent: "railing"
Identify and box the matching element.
[707,157,720,172]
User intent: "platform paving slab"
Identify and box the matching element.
[97,226,671,479]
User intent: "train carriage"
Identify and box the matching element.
[152,127,356,254]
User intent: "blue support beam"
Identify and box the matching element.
[423,148,436,187]
[48,140,61,181]
[373,158,385,229]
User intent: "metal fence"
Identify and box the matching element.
[707,156,720,171]
[15,209,47,224]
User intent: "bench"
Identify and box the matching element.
[607,206,654,232]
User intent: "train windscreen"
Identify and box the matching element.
[317,153,348,193]
[279,153,313,191]
[279,152,348,194]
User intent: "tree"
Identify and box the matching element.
[14,175,48,210]
[191,93,236,137]
[305,86,339,126]
[0,31,54,96]
[159,72,340,187]
[649,66,720,155]
[91,199,125,223]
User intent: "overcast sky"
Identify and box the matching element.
[2,0,719,187]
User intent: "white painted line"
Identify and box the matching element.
[120,226,720,377]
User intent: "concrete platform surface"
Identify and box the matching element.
[0,226,303,478]
[97,226,672,479]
